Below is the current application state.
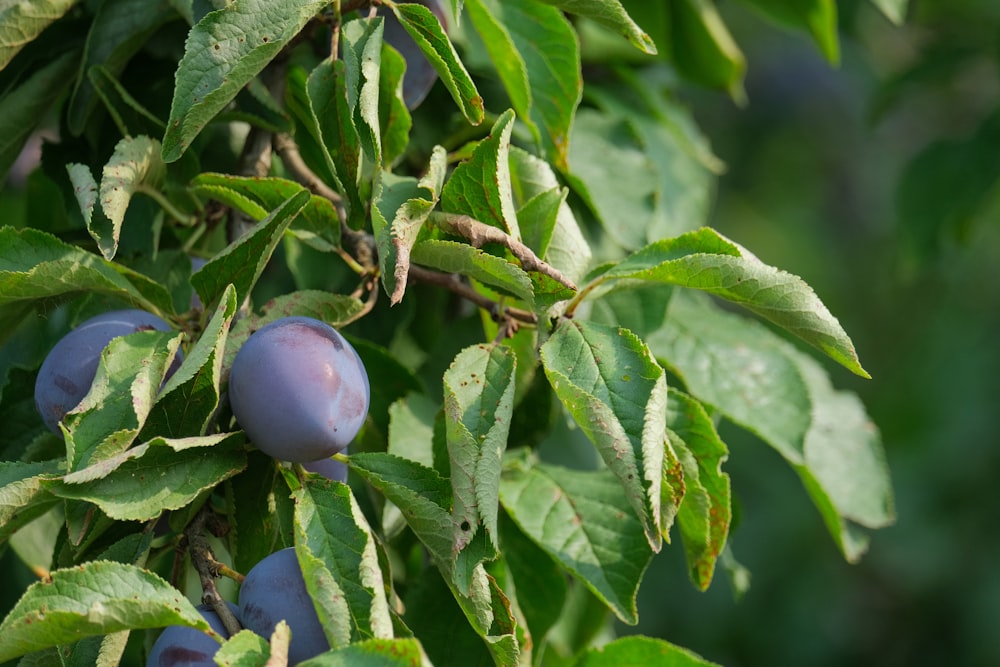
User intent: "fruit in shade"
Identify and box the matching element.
[303,447,349,483]
[228,317,370,463]
[34,309,179,433]
[146,602,238,667]
[238,548,329,665]
[379,0,446,109]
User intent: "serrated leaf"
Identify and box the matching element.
[736,0,839,63]
[509,146,591,287]
[650,292,894,561]
[0,226,172,314]
[0,51,77,185]
[535,0,657,55]
[378,41,412,166]
[342,16,384,166]
[228,452,295,575]
[290,476,394,647]
[410,239,535,306]
[667,388,731,591]
[668,0,746,100]
[215,629,271,667]
[190,173,341,250]
[0,561,212,663]
[191,190,310,308]
[0,0,78,69]
[0,460,61,546]
[388,394,438,468]
[499,457,654,624]
[600,227,869,377]
[62,330,183,471]
[443,344,516,565]
[88,135,166,260]
[53,432,246,521]
[475,0,581,169]
[541,319,668,551]
[441,108,520,238]
[576,635,722,667]
[297,638,425,666]
[162,0,331,162]
[391,1,483,125]
[141,284,237,439]
[67,0,175,135]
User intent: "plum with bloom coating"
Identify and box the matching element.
[147,602,237,667]
[228,317,370,462]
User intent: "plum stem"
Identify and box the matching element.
[185,506,244,637]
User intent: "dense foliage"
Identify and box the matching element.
[0,1,901,665]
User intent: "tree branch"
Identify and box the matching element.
[185,506,243,638]
[408,265,538,325]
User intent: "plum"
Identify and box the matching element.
[228,317,370,463]
[379,0,447,109]
[237,547,329,665]
[34,309,178,433]
[303,447,349,483]
[146,602,237,667]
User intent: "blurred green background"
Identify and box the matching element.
[623,1,1000,665]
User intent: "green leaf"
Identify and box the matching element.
[869,0,908,24]
[599,227,869,377]
[649,292,894,561]
[565,108,659,250]
[0,460,61,547]
[443,344,516,566]
[142,284,238,439]
[342,16,384,166]
[215,629,272,667]
[575,635,722,667]
[191,190,310,308]
[378,42,412,166]
[390,1,484,125]
[388,394,438,468]
[162,0,332,162]
[667,0,746,100]
[736,0,838,63]
[0,561,212,663]
[290,476,394,647]
[509,146,591,287]
[409,240,535,305]
[666,388,731,591]
[297,638,425,666]
[499,456,654,624]
[535,0,657,55]
[190,173,341,250]
[441,108,520,237]
[55,432,246,521]
[67,0,176,135]
[0,0,78,69]
[540,319,668,551]
[228,452,295,575]
[0,226,173,314]
[0,51,77,185]
[62,329,183,471]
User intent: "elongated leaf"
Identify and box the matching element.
[290,476,394,647]
[464,0,532,135]
[0,51,77,184]
[541,319,668,551]
[650,292,894,561]
[62,330,183,471]
[142,284,238,439]
[441,108,520,237]
[67,0,175,135]
[736,0,838,63]
[535,0,656,55]
[602,227,869,377]
[297,638,424,666]
[499,512,567,647]
[0,561,211,663]
[499,456,654,624]
[191,190,310,308]
[391,1,484,125]
[443,344,516,560]
[378,41,411,166]
[54,432,246,521]
[0,0,77,69]
[668,0,746,99]
[666,388,731,590]
[576,635,722,667]
[341,16,384,165]
[0,460,61,546]
[162,0,331,162]
[410,240,535,305]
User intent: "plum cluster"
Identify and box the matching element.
[147,549,327,666]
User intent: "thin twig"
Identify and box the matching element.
[272,132,342,205]
[185,507,244,638]
[430,212,578,291]
[408,265,538,325]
